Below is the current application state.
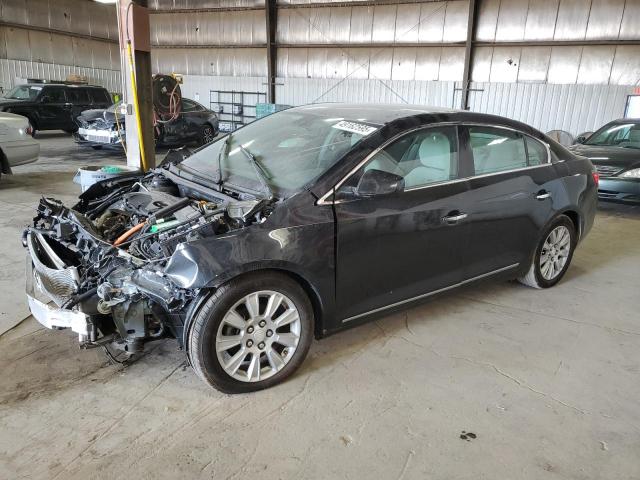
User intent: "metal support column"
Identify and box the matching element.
[265,0,278,104]
[118,0,155,170]
[460,0,478,110]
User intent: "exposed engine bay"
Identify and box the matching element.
[24,170,274,356]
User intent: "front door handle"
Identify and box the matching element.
[536,190,551,200]
[442,212,468,224]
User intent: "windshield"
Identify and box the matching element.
[586,122,640,148]
[4,85,43,101]
[179,109,378,197]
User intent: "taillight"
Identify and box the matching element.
[592,171,599,187]
[26,125,33,136]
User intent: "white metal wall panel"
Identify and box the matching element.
[610,46,640,86]
[586,0,625,40]
[274,77,455,108]
[467,82,634,135]
[151,48,267,76]
[576,46,615,84]
[442,0,468,42]
[489,46,521,83]
[494,0,528,42]
[395,3,421,43]
[554,0,591,41]
[176,75,266,105]
[150,0,263,8]
[547,46,582,84]
[417,1,446,42]
[517,46,551,83]
[619,1,640,40]
[349,6,374,43]
[371,5,397,43]
[414,47,442,81]
[523,0,559,41]
[475,0,500,41]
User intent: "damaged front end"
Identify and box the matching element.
[24,173,272,356]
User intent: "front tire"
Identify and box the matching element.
[518,215,576,289]
[188,272,314,393]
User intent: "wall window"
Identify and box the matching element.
[469,127,527,175]
[357,127,459,190]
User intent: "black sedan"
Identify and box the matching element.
[24,104,597,393]
[74,98,219,150]
[570,119,640,203]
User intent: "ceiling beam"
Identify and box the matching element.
[265,0,278,103]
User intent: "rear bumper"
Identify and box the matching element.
[598,178,640,204]
[3,139,39,167]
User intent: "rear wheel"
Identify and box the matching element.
[188,272,314,393]
[518,215,576,289]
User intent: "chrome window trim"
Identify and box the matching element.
[316,122,552,206]
[341,263,520,323]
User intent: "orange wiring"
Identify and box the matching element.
[113,221,146,247]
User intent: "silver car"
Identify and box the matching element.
[0,112,40,180]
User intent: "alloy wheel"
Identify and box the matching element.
[215,290,301,382]
[203,126,215,144]
[539,225,571,280]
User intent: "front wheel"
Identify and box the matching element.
[518,215,576,289]
[188,272,314,393]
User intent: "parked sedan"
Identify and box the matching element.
[0,112,39,180]
[570,119,640,203]
[74,99,219,150]
[24,104,596,393]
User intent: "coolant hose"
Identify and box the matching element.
[113,221,146,246]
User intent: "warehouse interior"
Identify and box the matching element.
[1,0,639,479]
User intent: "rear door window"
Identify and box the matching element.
[468,127,527,175]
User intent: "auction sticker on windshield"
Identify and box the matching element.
[332,120,378,136]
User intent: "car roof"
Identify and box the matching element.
[289,103,460,125]
[22,83,106,89]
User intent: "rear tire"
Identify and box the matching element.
[518,215,576,289]
[188,272,314,393]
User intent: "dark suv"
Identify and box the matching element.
[0,84,112,134]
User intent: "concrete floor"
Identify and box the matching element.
[1,133,639,479]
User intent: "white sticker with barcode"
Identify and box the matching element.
[332,120,378,136]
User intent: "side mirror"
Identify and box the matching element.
[356,169,405,197]
[40,95,51,103]
[574,135,586,144]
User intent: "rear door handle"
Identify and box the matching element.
[536,190,551,200]
[442,212,468,224]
